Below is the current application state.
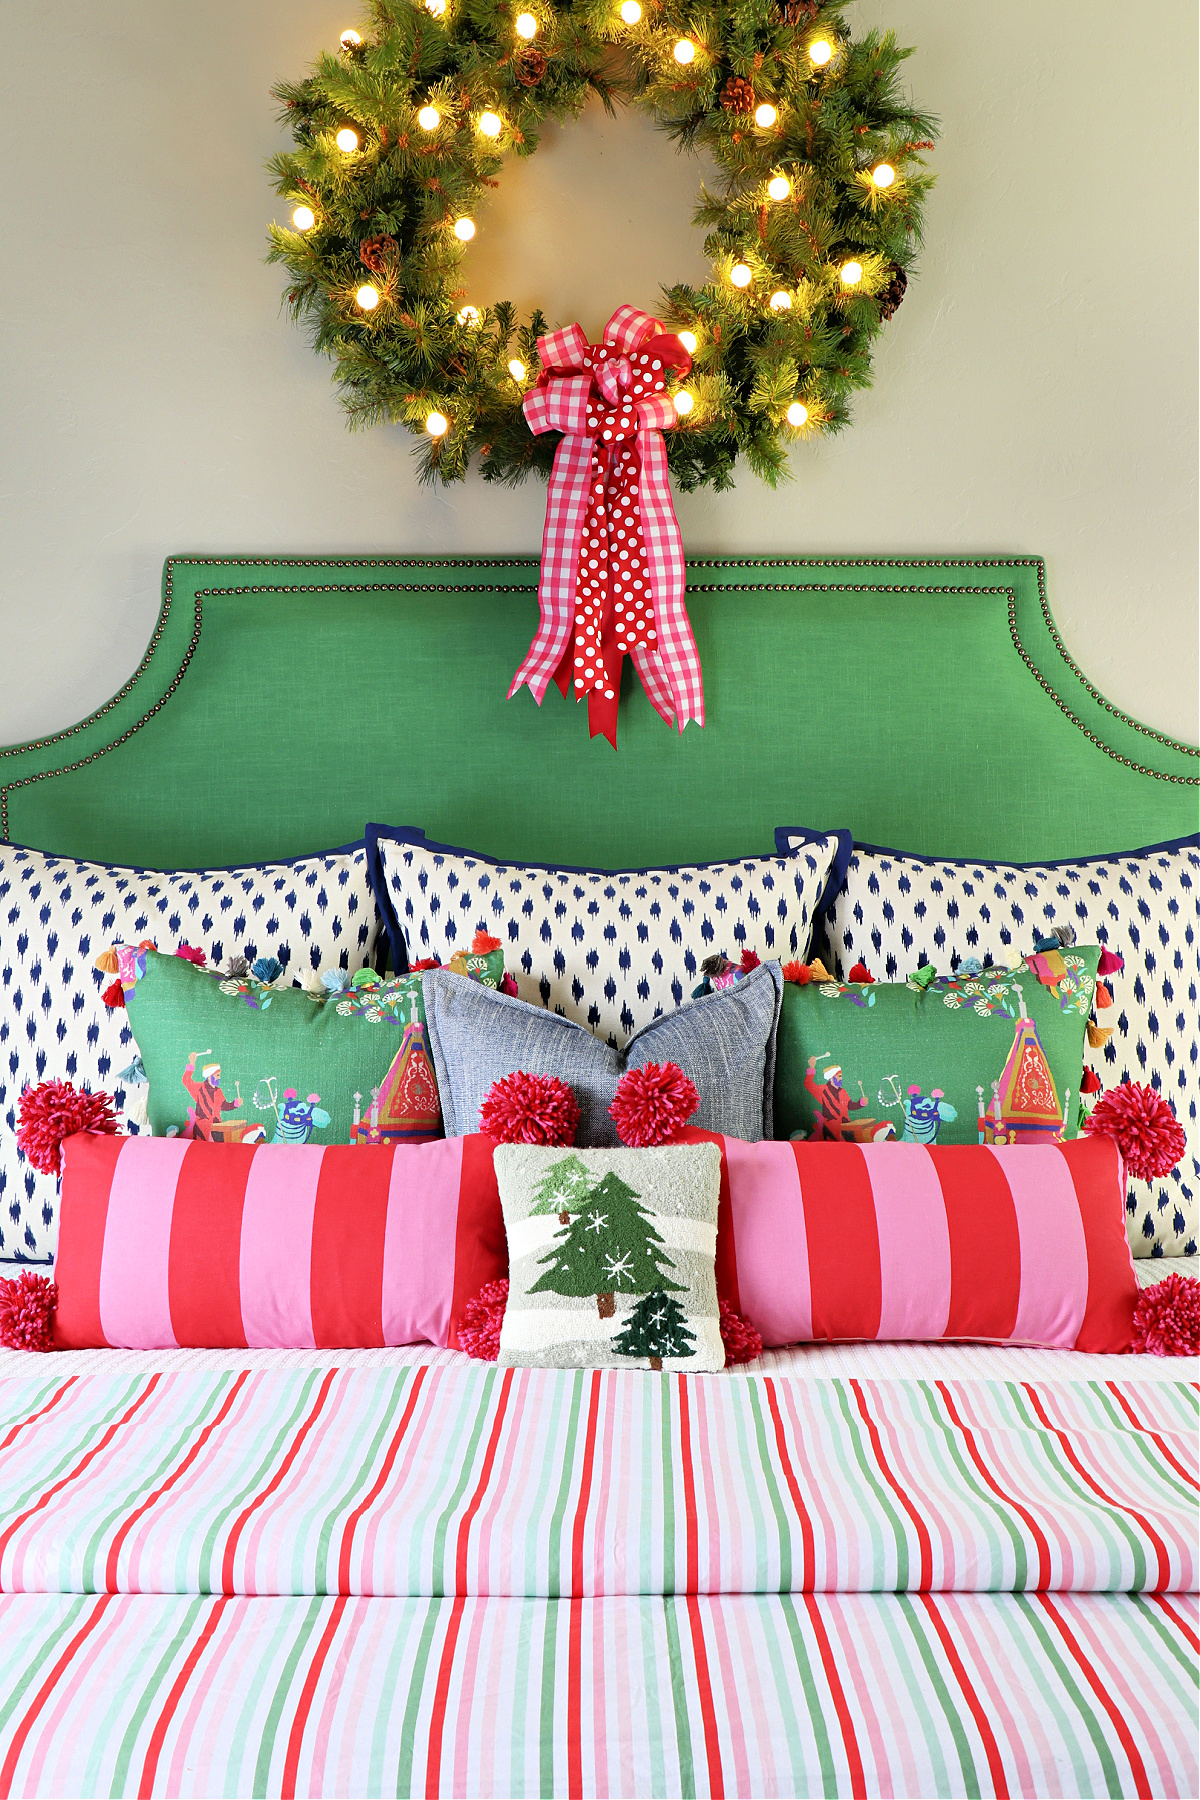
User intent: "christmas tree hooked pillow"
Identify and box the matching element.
[494,1143,725,1371]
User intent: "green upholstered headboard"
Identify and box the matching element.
[2,556,1195,869]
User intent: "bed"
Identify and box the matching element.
[0,556,1196,1798]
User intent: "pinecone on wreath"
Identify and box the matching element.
[359,233,398,274]
[720,76,756,115]
[777,0,821,24]
[515,47,547,86]
[877,262,908,320]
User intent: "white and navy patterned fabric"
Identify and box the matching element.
[0,841,381,1267]
[778,829,1199,1258]
[368,826,845,1050]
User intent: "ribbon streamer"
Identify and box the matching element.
[508,304,705,747]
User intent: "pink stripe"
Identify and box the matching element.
[238,1146,322,1349]
[989,1147,1089,1347]
[20,1596,128,1793]
[860,1144,952,1341]
[97,1138,186,1348]
[726,1139,811,1344]
[380,1137,464,1347]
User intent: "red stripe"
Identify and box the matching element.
[0,1594,113,1798]
[850,1379,934,1590]
[794,1143,880,1340]
[1149,1593,1200,1652]
[0,1377,78,1453]
[567,1596,585,1800]
[1066,1138,1138,1352]
[0,1376,162,1576]
[763,1379,816,1590]
[167,1142,250,1347]
[137,1596,229,1798]
[569,1373,603,1598]
[677,1375,700,1596]
[105,1372,251,1592]
[934,1147,1020,1341]
[1037,1595,1152,1798]
[935,1381,1052,1589]
[310,1147,391,1348]
[917,1594,1010,1797]
[52,1133,125,1348]
[802,1594,866,1799]
[281,1595,349,1800]
[447,1136,507,1353]
[1104,1383,1200,1492]
[684,1595,725,1800]
[424,1594,467,1800]
[1020,1384,1172,1590]
[681,1128,739,1312]
[336,1366,429,1593]
[220,1369,338,1594]
[453,1368,514,1595]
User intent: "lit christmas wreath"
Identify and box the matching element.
[268,2,937,490]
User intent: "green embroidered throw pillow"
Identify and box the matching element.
[495,1143,725,1370]
[125,947,502,1145]
[774,949,1100,1146]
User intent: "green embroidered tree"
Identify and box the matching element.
[528,1153,594,1223]
[612,1289,697,1370]
[529,1170,684,1319]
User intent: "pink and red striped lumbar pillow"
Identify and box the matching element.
[53,1134,507,1351]
[695,1134,1138,1353]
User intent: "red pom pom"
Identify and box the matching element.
[0,1272,57,1353]
[1097,947,1125,976]
[16,1080,120,1176]
[472,930,502,954]
[781,960,803,985]
[847,962,874,984]
[174,944,206,966]
[458,1278,508,1361]
[609,1061,700,1148]
[499,972,519,997]
[480,1071,580,1146]
[1083,1081,1187,1181]
[1080,1067,1103,1095]
[1130,1274,1200,1356]
[739,948,760,972]
[719,1297,763,1365]
[101,981,126,1010]
[410,957,441,971]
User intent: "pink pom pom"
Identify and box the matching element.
[719,1297,763,1365]
[1097,947,1125,976]
[174,944,206,967]
[499,972,519,997]
[1083,1081,1187,1181]
[458,1278,508,1360]
[16,1080,120,1176]
[1130,1274,1200,1356]
[609,1061,700,1148]
[0,1272,57,1352]
[480,1071,580,1146]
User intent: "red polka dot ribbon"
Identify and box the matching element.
[509,305,705,748]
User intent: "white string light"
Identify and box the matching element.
[292,205,315,230]
[335,126,360,152]
[673,39,695,63]
[356,283,379,310]
[677,330,698,354]
[786,401,808,427]
[808,39,832,66]
[767,174,790,201]
[619,0,642,19]
[673,390,694,415]
[417,104,440,129]
[754,102,778,128]
[515,11,538,37]
[339,28,362,48]
[840,259,863,286]
[478,111,502,137]
[769,290,792,311]
[508,358,527,381]
[457,305,482,327]
[426,411,449,436]
[454,216,476,240]
[871,163,895,188]
[730,262,752,288]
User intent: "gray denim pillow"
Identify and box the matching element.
[423,961,783,1145]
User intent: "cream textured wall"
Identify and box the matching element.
[1,0,1196,746]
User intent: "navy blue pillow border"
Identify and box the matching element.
[775,828,1200,878]
[367,823,853,978]
[1,836,369,876]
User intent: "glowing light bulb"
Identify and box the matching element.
[871,162,895,188]
[356,283,379,310]
[808,39,832,65]
[769,290,792,311]
[673,38,695,63]
[754,102,778,129]
[786,400,808,428]
[425,0,446,15]
[292,204,315,231]
[767,174,790,201]
[673,390,694,416]
[508,358,527,381]
[729,262,752,289]
[335,126,360,152]
[677,330,698,354]
[339,27,362,48]
[840,259,863,286]
[620,0,642,20]
[417,104,440,129]
[478,111,502,137]
[457,304,482,327]
[426,411,449,437]
[515,11,538,36]
[454,216,476,240]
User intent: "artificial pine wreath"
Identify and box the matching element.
[268,1,937,490]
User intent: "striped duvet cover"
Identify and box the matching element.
[0,1344,1195,1796]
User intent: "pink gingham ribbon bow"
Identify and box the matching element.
[508,304,705,746]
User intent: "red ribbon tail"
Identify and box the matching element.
[587,656,622,749]
[551,639,574,700]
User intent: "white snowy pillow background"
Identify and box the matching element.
[0,841,382,1266]
[778,830,1198,1258]
[370,828,845,1050]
